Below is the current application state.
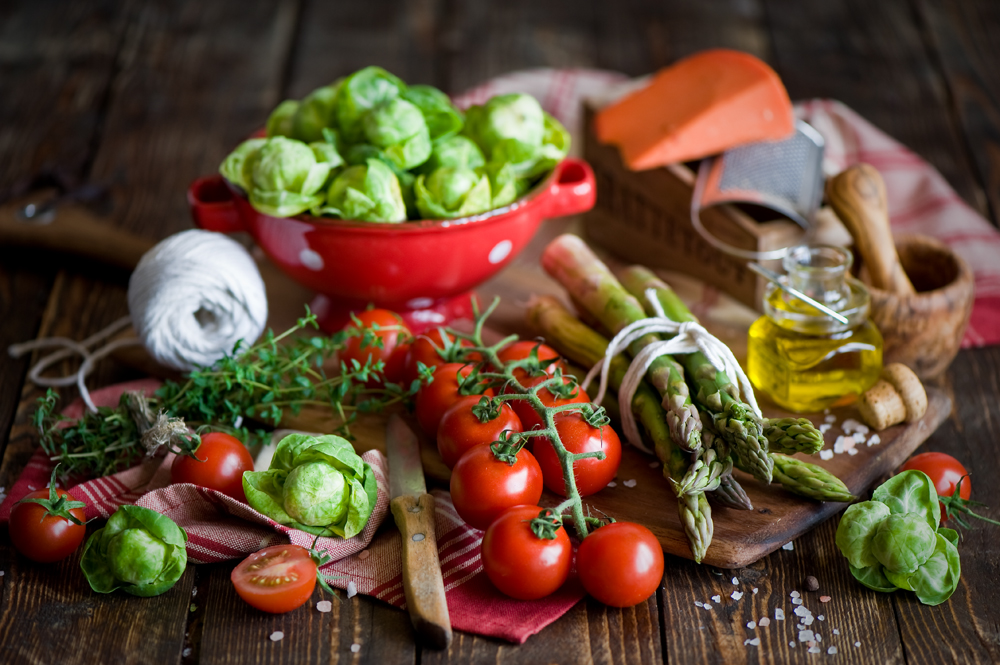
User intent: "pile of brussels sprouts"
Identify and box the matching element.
[219,66,571,222]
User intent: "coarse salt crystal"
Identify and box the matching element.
[797,624,805,631]
[868,434,881,446]
[711,595,721,603]
[799,630,814,642]
[704,604,712,611]
[803,616,814,626]
[790,641,796,648]
[808,646,821,654]
[828,646,838,655]
[192,588,197,597]
[347,581,357,598]
[748,638,761,646]
[759,617,770,627]
[833,629,840,635]
[842,419,868,435]
[775,608,785,620]
[752,587,758,595]
[824,415,836,423]
[855,642,861,647]
[622,479,637,488]
[820,449,835,461]
[782,541,795,551]
[820,595,831,603]
[818,615,825,621]
[0,571,6,577]
[695,601,704,608]
[607,481,618,488]
[316,600,333,613]
[848,448,859,456]
[816,633,822,642]
[351,644,361,653]
[732,591,744,600]
[270,631,284,642]
[182,647,192,657]
[732,576,739,585]
[790,590,801,598]
[792,598,803,606]
[794,605,810,617]
[819,423,832,434]
[747,621,757,630]
[358,549,370,560]
[824,408,831,414]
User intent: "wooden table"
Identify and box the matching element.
[2,1,999,663]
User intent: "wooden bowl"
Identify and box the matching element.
[867,234,973,379]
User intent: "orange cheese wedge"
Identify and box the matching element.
[595,49,795,170]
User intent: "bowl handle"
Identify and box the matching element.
[543,158,596,219]
[188,175,244,233]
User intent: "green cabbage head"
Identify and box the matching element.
[243,433,378,538]
[80,505,188,597]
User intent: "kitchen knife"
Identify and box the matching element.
[385,414,453,649]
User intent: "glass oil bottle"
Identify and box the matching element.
[747,245,883,413]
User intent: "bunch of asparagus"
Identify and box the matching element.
[530,235,853,562]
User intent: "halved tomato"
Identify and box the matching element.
[231,545,317,613]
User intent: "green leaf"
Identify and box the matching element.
[938,527,960,547]
[873,470,941,530]
[908,533,962,606]
[335,66,407,143]
[871,512,937,574]
[849,564,898,593]
[402,85,463,144]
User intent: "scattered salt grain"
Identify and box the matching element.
[799,630,814,642]
[752,587,759,595]
[833,629,840,635]
[607,481,617,488]
[842,419,869,435]
[703,604,713,611]
[0,571,6,577]
[732,591,744,601]
[747,621,757,630]
[828,646,838,655]
[816,633,822,642]
[790,641,796,648]
[182,647,192,657]
[818,615,825,621]
[868,434,881,446]
[790,590,801,598]
[824,408,831,414]
[792,598,803,606]
[855,642,861,648]
[695,601,704,608]
[782,541,795,551]
[775,608,785,621]
[743,637,761,646]
[794,605,810,618]
[759,617,770,627]
[848,448,859,456]
[712,594,721,603]
[192,588,197,597]
[824,415,836,424]
[358,549,370,560]
[649,461,660,468]
[808,646,821,654]
[820,595,831,603]
[732,576,739,585]
[803,616,814,626]
[270,631,284,642]
[820,449,835,461]
[347,581,357,598]
[819,423,832,434]
[351,644,361,653]
[622,479,637,488]
[316,600,333,613]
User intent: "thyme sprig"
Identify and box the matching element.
[33,308,422,478]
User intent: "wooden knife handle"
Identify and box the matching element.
[390,493,453,649]
[826,164,916,295]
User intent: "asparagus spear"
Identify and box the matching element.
[617,265,773,484]
[766,418,825,455]
[540,235,702,452]
[709,473,754,511]
[526,296,713,561]
[676,431,731,495]
[770,454,856,502]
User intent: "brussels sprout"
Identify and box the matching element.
[363,98,431,170]
[907,533,961,606]
[309,140,344,171]
[219,138,267,191]
[80,505,188,597]
[423,135,485,173]
[872,469,941,530]
[336,66,407,143]
[401,84,463,143]
[414,167,491,219]
[266,100,299,138]
[316,159,407,223]
[469,93,545,157]
[871,512,937,574]
[478,160,518,208]
[849,564,898,593]
[522,111,571,180]
[291,82,341,143]
[243,433,378,538]
[835,500,891,569]
[245,136,335,217]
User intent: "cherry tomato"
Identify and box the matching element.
[383,341,411,385]
[437,395,523,469]
[900,452,971,517]
[576,522,664,607]
[450,445,543,530]
[171,432,256,502]
[415,363,493,436]
[231,544,317,613]
[510,375,590,433]
[339,309,411,387]
[9,486,86,563]
[403,329,480,385]
[481,505,572,600]
[495,340,563,384]
[532,412,622,497]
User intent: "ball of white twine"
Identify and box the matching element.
[128,229,268,372]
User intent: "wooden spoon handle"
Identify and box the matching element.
[826,164,915,295]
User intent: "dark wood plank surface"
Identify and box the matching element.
[2,0,999,663]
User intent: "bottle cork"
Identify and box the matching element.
[857,363,927,431]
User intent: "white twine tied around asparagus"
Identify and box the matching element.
[581,289,761,454]
[8,230,268,413]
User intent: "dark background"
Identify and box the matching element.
[1,1,998,663]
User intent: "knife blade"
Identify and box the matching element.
[384,414,453,649]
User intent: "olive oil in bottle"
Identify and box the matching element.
[747,245,883,413]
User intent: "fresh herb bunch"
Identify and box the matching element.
[32,309,421,478]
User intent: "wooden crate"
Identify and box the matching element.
[581,104,804,309]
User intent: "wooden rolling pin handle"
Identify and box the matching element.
[390,493,453,649]
[826,164,916,295]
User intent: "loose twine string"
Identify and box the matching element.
[8,230,268,413]
[581,289,761,454]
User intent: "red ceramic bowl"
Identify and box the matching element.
[187,158,595,332]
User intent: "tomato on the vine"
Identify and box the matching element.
[437,395,522,469]
[510,375,590,433]
[339,309,411,386]
[415,363,493,436]
[171,432,255,502]
[8,466,87,563]
[532,412,621,497]
[481,505,572,600]
[495,340,563,384]
[404,328,480,385]
[450,444,543,530]
[900,452,970,517]
[576,521,664,607]
[231,544,317,613]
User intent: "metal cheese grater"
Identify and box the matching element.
[691,119,826,260]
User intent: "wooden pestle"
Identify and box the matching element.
[826,164,916,295]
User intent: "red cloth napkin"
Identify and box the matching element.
[0,379,583,644]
